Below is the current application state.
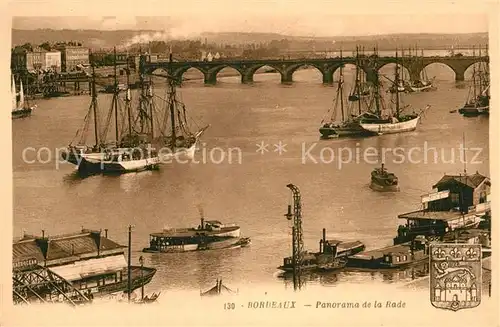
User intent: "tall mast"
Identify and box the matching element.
[169,48,176,151]
[472,63,477,101]
[356,46,362,115]
[373,47,381,117]
[138,51,146,134]
[478,48,483,95]
[125,53,132,138]
[113,47,119,144]
[90,51,99,147]
[394,50,400,118]
[149,75,154,140]
[339,49,345,122]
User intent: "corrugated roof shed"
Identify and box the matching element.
[12,230,126,266]
[433,172,489,189]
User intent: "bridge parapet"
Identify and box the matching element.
[141,55,489,85]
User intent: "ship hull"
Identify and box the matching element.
[142,237,250,253]
[319,126,376,138]
[62,145,199,174]
[360,116,420,135]
[347,255,428,269]
[410,84,433,92]
[12,108,33,119]
[459,105,489,117]
[62,150,160,174]
[91,266,156,298]
[370,181,400,192]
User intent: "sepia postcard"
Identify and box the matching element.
[1,0,498,326]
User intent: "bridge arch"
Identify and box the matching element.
[173,66,207,85]
[331,63,369,83]
[242,64,286,84]
[463,61,489,80]
[284,63,325,84]
[207,65,244,84]
[419,62,457,81]
[377,62,412,85]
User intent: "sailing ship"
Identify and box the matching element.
[359,52,428,135]
[370,163,399,192]
[61,50,209,174]
[458,59,489,117]
[408,49,435,92]
[12,75,36,119]
[388,49,434,93]
[319,51,380,139]
[142,211,251,253]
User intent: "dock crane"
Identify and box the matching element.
[284,183,304,290]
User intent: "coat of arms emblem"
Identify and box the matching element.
[430,243,482,311]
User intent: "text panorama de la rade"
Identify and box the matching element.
[224,300,406,310]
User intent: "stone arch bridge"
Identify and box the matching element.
[140,55,488,85]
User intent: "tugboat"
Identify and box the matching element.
[278,229,364,273]
[142,212,250,253]
[370,163,399,192]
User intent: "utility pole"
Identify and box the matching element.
[284,184,304,291]
[127,225,132,302]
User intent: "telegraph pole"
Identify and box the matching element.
[127,225,132,302]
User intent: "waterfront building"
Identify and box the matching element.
[54,44,90,72]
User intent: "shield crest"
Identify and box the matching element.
[430,243,482,311]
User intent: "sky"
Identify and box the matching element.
[9,0,491,37]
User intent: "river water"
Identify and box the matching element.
[12,62,489,294]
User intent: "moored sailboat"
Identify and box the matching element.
[359,51,429,135]
[458,59,489,117]
[61,49,160,174]
[408,49,435,92]
[319,51,379,139]
[61,50,209,174]
[12,75,36,119]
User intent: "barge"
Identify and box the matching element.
[142,218,251,253]
[347,236,430,269]
[278,228,365,273]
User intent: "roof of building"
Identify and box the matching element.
[433,172,489,189]
[12,229,126,265]
[397,209,482,221]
